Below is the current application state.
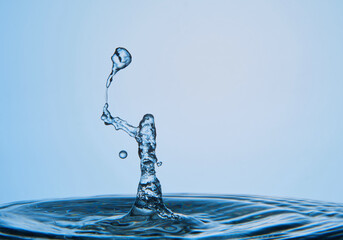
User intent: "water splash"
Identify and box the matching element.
[1,47,343,239]
[101,104,175,220]
[101,48,176,221]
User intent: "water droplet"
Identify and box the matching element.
[119,150,127,159]
[106,47,132,89]
[157,161,162,167]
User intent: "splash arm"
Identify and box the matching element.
[101,103,138,137]
[111,117,138,138]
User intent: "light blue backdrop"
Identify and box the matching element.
[1,0,342,204]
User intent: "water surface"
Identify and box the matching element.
[1,194,343,239]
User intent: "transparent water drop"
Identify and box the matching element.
[119,150,128,159]
[157,161,163,167]
[106,47,132,88]
[105,47,132,103]
[111,48,132,72]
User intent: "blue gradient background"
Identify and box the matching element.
[1,0,343,204]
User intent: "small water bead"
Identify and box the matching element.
[157,161,162,167]
[119,150,127,159]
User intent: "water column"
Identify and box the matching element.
[101,48,177,220]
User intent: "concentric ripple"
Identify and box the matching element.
[1,194,343,239]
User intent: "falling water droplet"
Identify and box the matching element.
[157,161,162,167]
[119,150,127,159]
[105,47,132,103]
